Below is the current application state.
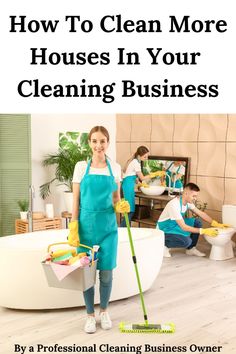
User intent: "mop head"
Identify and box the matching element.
[119,322,175,333]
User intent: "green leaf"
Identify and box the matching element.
[17,199,29,211]
[59,136,68,148]
[80,132,89,146]
[40,133,92,198]
[69,132,80,140]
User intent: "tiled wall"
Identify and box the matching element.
[116,114,236,222]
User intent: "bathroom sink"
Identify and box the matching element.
[140,186,165,196]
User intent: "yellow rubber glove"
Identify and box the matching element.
[68,220,80,247]
[200,228,218,237]
[150,171,166,179]
[137,182,149,189]
[211,220,230,228]
[114,200,130,214]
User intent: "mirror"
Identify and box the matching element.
[142,156,190,195]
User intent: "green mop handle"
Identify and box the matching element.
[124,212,149,326]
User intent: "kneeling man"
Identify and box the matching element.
[157,183,228,258]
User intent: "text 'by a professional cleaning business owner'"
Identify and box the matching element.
[14,342,224,354]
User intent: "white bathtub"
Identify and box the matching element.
[0,227,164,310]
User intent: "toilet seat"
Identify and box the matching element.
[203,205,236,261]
[204,228,235,261]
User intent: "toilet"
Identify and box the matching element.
[204,205,236,261]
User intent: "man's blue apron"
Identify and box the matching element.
[157,197,195,237]
[77,159,118,270]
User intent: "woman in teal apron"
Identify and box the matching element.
[69,126,129,334]
[121,146,151,227]
[157,196,202,251]
[165,161,184,190]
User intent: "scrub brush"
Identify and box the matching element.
[119,212,175,334]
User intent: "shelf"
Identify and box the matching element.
[135,191,172,202]
[15,217,62,234]
[132,217,156,227]
[134,191,171,228]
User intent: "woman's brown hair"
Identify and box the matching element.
[123,145,149,172]
[88,126,110,142]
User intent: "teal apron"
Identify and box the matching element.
[157,197,195,237]
[77,159,118,270]
[166,162,183,189]
[122,175,137,212]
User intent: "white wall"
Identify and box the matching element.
[31,114,116,217]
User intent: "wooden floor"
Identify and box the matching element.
[1,240,236,354]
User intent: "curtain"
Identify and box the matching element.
[0,114,31,236]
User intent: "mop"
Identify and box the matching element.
[119,212,175,333]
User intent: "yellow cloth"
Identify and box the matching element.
[68,253,87,265]
[115,200,130,213]
[150,171,166,179]
[211,220,230,228]
[68,220,80,247]
[200,228,218,237]
[51,248,77,259]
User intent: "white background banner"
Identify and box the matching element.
[0,0,235,113]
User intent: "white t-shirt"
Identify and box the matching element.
[158,197,196,222]
[123,159,141,178]
[72,160,122,184]
[165,162,185,175]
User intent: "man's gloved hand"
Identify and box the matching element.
[211,220,230,228]
[114,200,130,214]
[200,228,218,237]
[150,171,166,179]
[68,220,80,247]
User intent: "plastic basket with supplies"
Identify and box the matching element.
[42,242,98,291]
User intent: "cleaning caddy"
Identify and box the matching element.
[42,242,98,291]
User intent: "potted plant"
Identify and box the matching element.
[17,199,29,220]
[40,132,92,212]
